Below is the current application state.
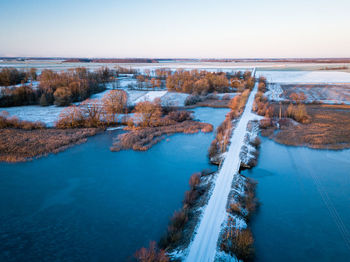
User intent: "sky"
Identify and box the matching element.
[0,0,350,58]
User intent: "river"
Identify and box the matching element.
[0,107,229,262]
[242,138,350,261]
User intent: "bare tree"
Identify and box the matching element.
[102,90,128,123]
[133,101,162,127]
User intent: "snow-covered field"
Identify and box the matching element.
[282,84,350,104]
[134,90,167,104]
[1,105,64,127]
[0,89,190,126]
[185,83,259,262]
[259,70,350,104]
[265,83,284,101]
[264,82,350,104]
[257,70,350,84]
[161,92,189,107]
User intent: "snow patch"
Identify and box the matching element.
[134,90,167,104]
[1,105,64,127]
[265,83,284,101]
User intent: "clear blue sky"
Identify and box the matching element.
[0,0,349,58]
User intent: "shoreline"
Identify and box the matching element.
[0,127,100,163]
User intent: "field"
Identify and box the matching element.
[265,104,350,149]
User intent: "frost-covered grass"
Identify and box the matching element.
[1,105,64,127]
[161,92,189,107]
[264,82,350,104]
[134,90,167,104]
[265,83,284,101]
[281,84,350,104]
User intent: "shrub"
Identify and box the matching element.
[222,94,231,100]
[102,90,127,123]
[208,139,219,159]
[56,99,104,128]
[185,94,202,106]
[159,209,188,248]
[167,110,192,122]
[250,137,261,148]
[243,178,259,219]
[134,241,169,262]
[229,203,242,216]
[0,68,26,86]
[189,172,201,189]
[0,85,39,107]
[56,106,85,128]
[54,86,72,106]
[133,101,163,127]
[39,93,49,106]
[221,228,255,261]
[183,189,199,207]
[260,118,272,129]
[285,103,310,123]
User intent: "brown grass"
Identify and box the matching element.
[0,128,98,162]
[266,104,350,149]
[111,120,213,151]
[195,98,231,108]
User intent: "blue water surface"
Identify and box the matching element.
[243,138,350,262]
[0,107,229,262]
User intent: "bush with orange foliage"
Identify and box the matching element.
[166,69,230,94]
[56,99,105,128]
[102,90,127,123]
[112,120,212,151]
[132,100,163,127]
[157,170,210,250]
[134,241,169,262]
[209,90,251,161]
[112,101,212,151]
[285,103,310,123]
[289,92,307,103]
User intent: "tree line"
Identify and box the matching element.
[0,67,114,107]
[0,67,37,86]
[166,70,255,94]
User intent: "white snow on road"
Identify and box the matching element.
[185,83,259,262]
